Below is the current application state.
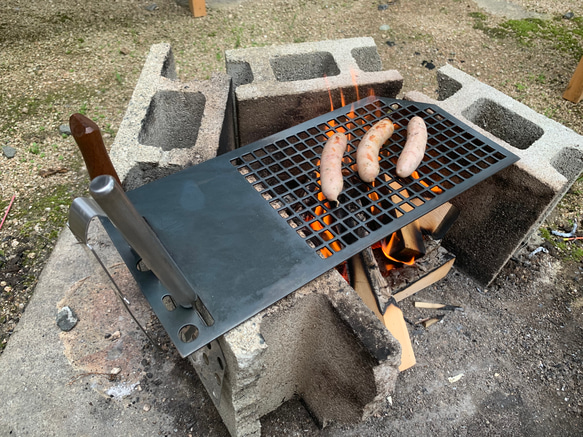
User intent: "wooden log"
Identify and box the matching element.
[392,255,455,302]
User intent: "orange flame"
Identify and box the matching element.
[411,170,444,194]
[350,69,360,101]
[381,234,416,266]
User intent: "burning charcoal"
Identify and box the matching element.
[56,306,78,332]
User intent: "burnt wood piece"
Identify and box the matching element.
[350,251,416,371]
[70,113,122,185]
[381,240,456,303]
[361,247,392,299]
[384,221,426,262]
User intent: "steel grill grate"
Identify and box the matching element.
[92,96,519,356]
[230,97,514,260]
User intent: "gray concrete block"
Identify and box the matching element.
[110,43,236,190]
[190,269,400,437]
[226,38,403,146]
[405,64,583,285]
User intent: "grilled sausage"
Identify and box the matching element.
[320,132,348,206]
[396,116,427,178]
[356,119,394,183]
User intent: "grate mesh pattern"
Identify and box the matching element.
[230,97,515,260]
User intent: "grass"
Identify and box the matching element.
[540,226,583,262]
[28,143,41,155]
[15,184,82,241]
[470,13,583,60]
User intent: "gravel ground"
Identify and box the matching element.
[1,0,583,433]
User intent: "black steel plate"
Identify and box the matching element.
[104,97,519,356]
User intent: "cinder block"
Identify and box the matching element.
[189,269,401,437]
[405,64,583,285]
[110,43,236,190]
[226,38,403,146]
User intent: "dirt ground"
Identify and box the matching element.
[1,0,583,435]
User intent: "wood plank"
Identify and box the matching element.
[189,0,206,17]
[351,253,416,371]
[393,256,455,302]
[563,56,583,103]
[417,202,459,239]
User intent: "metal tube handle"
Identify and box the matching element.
[90,175,197,308]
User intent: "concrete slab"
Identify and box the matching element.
[0,228,228,436]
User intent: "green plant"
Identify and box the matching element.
[28,143,40,155]
[103,123,115,136]
[115,71,123,85]
[79,102,88,115]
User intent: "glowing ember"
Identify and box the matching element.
[411,170,444,194]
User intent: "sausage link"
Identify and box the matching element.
[356,119,394,183]
[320,132,348,205]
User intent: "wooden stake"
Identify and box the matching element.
[414,301,462,311]
[563,56,583,104]
[188,0,206,17]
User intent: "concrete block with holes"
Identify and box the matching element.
[226,37,403,146]
[109,43,236,191]
[405,64,583,285]
[188,269,401,437]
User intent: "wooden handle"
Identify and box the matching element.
[69,113,122,185]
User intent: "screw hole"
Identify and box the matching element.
[178,324,199,343]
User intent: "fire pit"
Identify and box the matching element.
[66,39,583,437]
[69,95,517,358]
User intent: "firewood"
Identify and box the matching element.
[384,221,425,261]
[361,247,391,298]
[392,255,455,302]
[417,202,459,239]
[350,251,416,371]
